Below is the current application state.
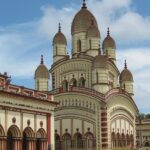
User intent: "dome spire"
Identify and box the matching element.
[107,27,110,36]
[41,55,44,64]
[82,0,87,9]
[58,23,61,32]
[124,60,127,69]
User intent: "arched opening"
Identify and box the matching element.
[62,80,68,92]
[0,125,5,150]
[23,127,34,150]
[96,72,98,83]
[77,40,82,52]
[121,133,126,147]
[62,133,71,150]
[36,128,47,150]
[144,141,150,147]
[89,39,92,49]
[56,46,58,55]
[55,134,61,150]
[85,132,95,149]
[7,125,21,150]
[111,132,116,147]
[70,78,77,88]
[116,132,120,147]
[74,132,83,149]
[37,80,39,90]
[79,77,85,88]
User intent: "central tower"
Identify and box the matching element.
[71,1,100,57]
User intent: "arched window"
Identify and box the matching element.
[62,133,71,150]
[96,72,98,83]
[7,125,21,150]
[77,40,82,52]
[37,80,39,90]
[121,133,126,147]
[89,39,92,49]
[79,77,85,87]
[62,79,68,92]
[144,141,150,147]
[56,46,58,55]
[85,132,95,148]
[70,78,77,87]
[55,134,61,150]
[23,127,34,150]
[116,132,120,147]
[36,128,47,150]
[111,132,116,147]
[74,133,83,148]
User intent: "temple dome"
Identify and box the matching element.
[71,5,98,35]
[53,32,67,45]
[35,55,50,79]
[102,28,116,50]
[120,61,133,82]
[87,20,100,38]
[92,54,108,69]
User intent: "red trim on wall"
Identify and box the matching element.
[47,113,51,145]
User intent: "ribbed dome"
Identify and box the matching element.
[53,31,67,45]
[35,55,50,79]
[87,21,100,38]
[120,61,133,82]
[71,7,98,35]
[120,69,133,82]
[92,54,108,68]
[102,28,116,50]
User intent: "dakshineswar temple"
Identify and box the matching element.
[34,1,139,150]
[1,1,150,150]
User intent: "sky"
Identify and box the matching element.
[0,0,150,113]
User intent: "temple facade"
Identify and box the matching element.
[34,1,139,150]
[0,72,57,150]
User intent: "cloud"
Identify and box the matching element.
[117,48,150,113]
[38,0,150,46]
[0,22,51,78]
[0,0,150,113]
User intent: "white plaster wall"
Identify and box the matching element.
[62,119,71,134]
[23,113,34,130]
[0,110,5,127]
[84,121,94,134]
[36,115,47,131]
[73,119,82,134]
[55,120,60,135]
[7,111,21,130]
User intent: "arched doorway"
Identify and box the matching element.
[62,79,68,92]
[0,125,5,150]
[55,134,61,150]
[62,133,71,150]
[36,128,47,150]
[7,125,21,150]
[85,132,95,149]
[79,77,85,87]
[73,132,83,149]
[23,127,34,150]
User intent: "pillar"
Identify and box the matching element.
[47,113,51,150]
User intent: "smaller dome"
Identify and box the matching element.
[53,23,67,45]
[92,54,108,68]
[102,28,116,50]
[87,19,100,38]
[35,55,50,79]
[120,61,133,82]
